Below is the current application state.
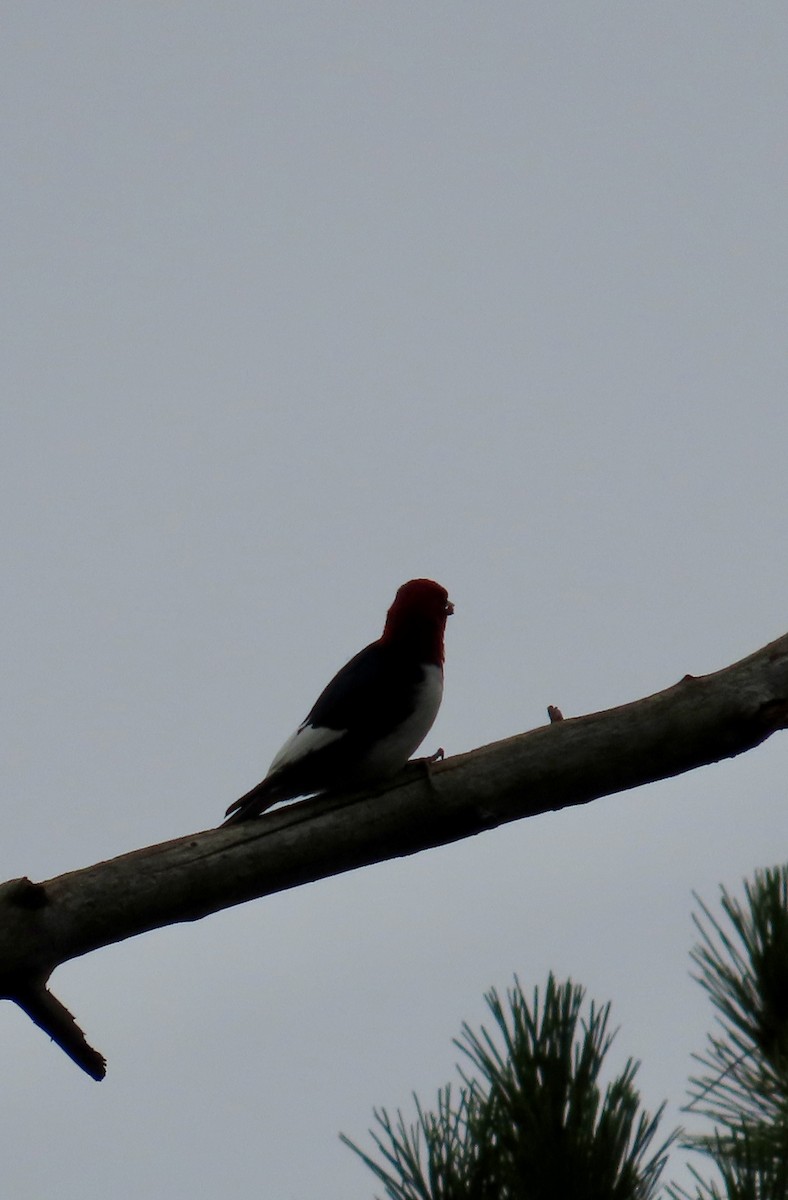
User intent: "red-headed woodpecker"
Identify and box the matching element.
[223,579,453,824]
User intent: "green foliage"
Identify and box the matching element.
[671,865,788,1199]
[687,867,788,1133]
[342,974,676,1200]
[670,1132,788,1200]
[344,864,788,1199]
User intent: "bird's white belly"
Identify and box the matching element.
[266,662,443,786]
[360,663,444,777]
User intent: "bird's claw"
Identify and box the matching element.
[414,747,445,795]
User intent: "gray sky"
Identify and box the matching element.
[3,3,787,1195]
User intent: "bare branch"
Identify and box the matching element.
[2,631,787,1078]
[15,985,106,1081]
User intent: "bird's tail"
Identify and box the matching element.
[222,778,282,826]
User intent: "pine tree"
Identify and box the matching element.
[342,974,677,1199]
[344,865,788,1199]
[671,866,788,1199]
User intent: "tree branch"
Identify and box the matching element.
[2,631,787,1078]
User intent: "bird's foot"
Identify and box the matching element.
[415,747,445,795]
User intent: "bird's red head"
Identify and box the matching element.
[381,579,454,663]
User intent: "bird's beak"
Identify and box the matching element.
[446,600,455,616]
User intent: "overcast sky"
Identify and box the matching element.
[3,4,788,1196]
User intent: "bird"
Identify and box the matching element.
[223,578,453,825]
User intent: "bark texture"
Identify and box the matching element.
[2,631,787,1078]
